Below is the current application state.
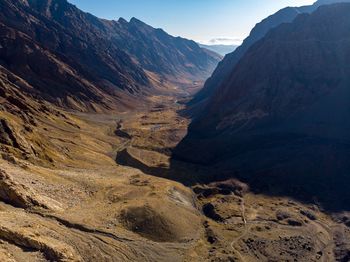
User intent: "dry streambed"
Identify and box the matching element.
[0,97,205,261]
[0,95,349,261]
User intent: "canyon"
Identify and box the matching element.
[0,0,349,261]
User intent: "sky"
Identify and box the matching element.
[68,0,315,45]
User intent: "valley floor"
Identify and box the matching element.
[0,88,349,262]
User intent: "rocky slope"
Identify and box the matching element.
[0,59,206,261]
[109,17,221,81]
[191,0,350,107]
[174,3,350,211]
[0,2,221,260]
[2,1,350,261]
[0,0,220,111]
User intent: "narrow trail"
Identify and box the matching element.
[311,221,334,262]
[241,198,247,225]
[230,196,248,262]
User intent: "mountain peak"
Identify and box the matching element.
[314,0,350,6]
[0,0,220,109]
[130,17,145,25]
[118,17,128,24]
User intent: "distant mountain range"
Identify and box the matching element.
[175,2,350,210]
[0,0,220,111]
[198,44,237,57]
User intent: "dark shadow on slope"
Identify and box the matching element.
[171,130,350,213]
[115,147,231,187]
[115,94,350,214]
[114,129,132,140]
[116,148,168,178]
[115,119,350,214]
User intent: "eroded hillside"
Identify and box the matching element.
[0,70,349,261]
[0,1,349,262]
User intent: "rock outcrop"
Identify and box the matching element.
[0,169,62,210]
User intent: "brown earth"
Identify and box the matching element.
[0,78,349,261]
[1,1,348,261]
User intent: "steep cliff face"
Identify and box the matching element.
[175,3,350,210]
[191,0,350,107]
[0,0,220,110]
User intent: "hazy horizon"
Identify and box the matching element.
[68,0,315,45]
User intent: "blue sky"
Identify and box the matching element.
[68,0,315,44]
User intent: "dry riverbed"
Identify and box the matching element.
[0,91,349,261]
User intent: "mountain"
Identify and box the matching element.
[1,1,350,260]
[0,0,220,111]
[112,18,221,81]
[198,44,237,57]
[191,0,350,107]
[174,3,350,211]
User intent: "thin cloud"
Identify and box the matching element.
[200,37,243,46]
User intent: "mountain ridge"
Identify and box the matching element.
[174,3,350,211]
[0,0,220,111]
[190,0,350,108]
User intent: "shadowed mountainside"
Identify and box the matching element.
[174,3,350,212]
[112,17,221,81]
[0,0,220,111]
[0,1,350,260]
[190,0,350,109]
